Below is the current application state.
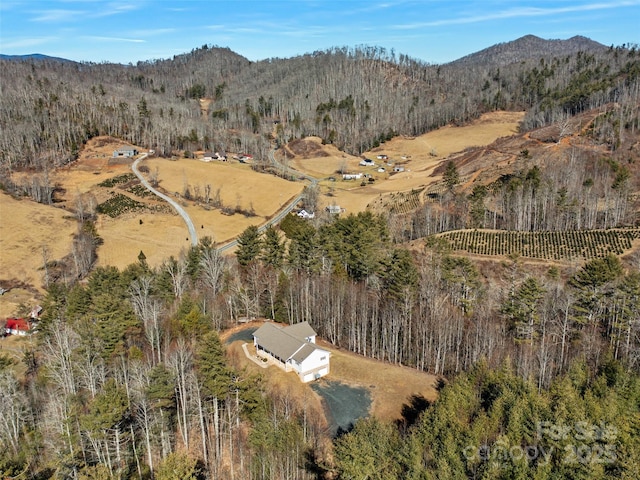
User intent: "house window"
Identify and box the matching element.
[320,356,326,361]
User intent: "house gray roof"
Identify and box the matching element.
[283,321,316,340]
[253,321,321,363]
[291,344,317,363]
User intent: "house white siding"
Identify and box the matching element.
[296,348,330,382]
[253,321,330,382]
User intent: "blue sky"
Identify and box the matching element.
[1,0,639,64]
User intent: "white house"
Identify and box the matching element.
[113,147,138,158]
[343,173,363,180]
[297,209,315,219]
[253,321,330,382]
[359,158,375,167]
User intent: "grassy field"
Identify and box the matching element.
[1,111,523,315]
[289,111,524,214]
[0,192,76,309]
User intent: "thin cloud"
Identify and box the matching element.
[32,9,83,22]
[92,2,140,18]
[0,1,22,12]
[205,24,229,31]
[392,1,640,29]
[83,35,146,43]
[135,28,177,37]
[1,37,59,49]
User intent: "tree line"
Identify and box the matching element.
[1,43,638,189]
[3,207,639,477]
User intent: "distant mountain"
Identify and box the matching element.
[449,35,608,67]
[0,53,77,63]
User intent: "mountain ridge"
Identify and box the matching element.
[0,53,78,64]
[449,34,608,66]
[1,35,611,67]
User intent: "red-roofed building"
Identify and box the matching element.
[4,318,31,336]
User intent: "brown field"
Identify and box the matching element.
[223,322,438,424]
[95,158,304,270]
[0,193,76,299]
[288,111,524,213]
[1,112,522,315]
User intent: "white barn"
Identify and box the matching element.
[343,173,363,180]
[253,321,330,382]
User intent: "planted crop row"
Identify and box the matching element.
[439,228,640,260]
[126,184,153,198]
[98,173,136,188]
[387,189,422,215]
[96,193,146,218]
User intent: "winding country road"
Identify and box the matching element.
[216,147,317,252]
[132,154,198,246]
[133,147,318,253]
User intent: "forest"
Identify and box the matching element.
[1,36,640,479]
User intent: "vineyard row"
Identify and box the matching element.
[438,228,640,260]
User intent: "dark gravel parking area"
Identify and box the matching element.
[225,328,256,344]
[311,380,371,436]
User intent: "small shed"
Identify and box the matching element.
[326,205,343,215]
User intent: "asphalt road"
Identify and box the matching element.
[217,147,317,252]
[131,154,198,247]
[133,148,317,253]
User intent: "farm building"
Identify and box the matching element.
[4,318,31,336]
[29,305,42,319]
[377,154,389,160]
[393,166,405,172]
[343,173,363,180]
[359,158,375,167]
[297,209,315,219]
[326,205,344,215]
[112,147,139,158]
[202,152,227,162]
[253,321,330,383]
[233,153,253,162]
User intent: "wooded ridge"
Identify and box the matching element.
[1,35,640,479]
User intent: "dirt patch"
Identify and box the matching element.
[0,287,40,319]
[199,98,213,117]
[286,137,330,158]
[0,334,35,379]
[324,342,439,422]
